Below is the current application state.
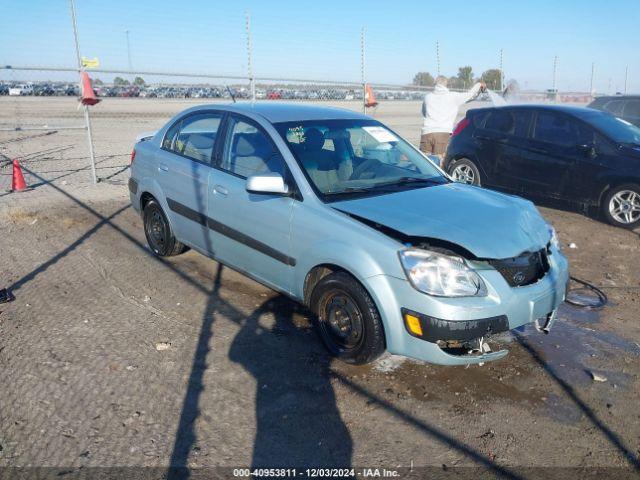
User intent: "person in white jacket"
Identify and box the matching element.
[420,76,485,158]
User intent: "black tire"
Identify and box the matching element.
[448,158,482,186]
[310,271,385,365]
[143,199,186,256]
[601,183,640,230]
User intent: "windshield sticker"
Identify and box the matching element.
[362,126,398,143]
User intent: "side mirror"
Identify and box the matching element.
[577,143,597,159]
[246,173,289,195]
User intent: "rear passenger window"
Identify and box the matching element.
[533,112,577,146]
[162,122,181,150]
[164,113,222,163]
[220,117,284,178]
[483,110,530,137]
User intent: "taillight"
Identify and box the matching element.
[130,148,136,165]
[452,117,470,136]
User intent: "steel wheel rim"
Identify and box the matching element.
[319,290,364,352]
[452,164,476,185]
[609,190,640,224]
[146,209,166,250]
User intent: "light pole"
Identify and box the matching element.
[624,65,629,94]
[125,29,133,71]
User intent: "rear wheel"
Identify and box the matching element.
[143,199,186,256]
[310,272,385,365]
[449,158,482,186]
[602,184,640,229]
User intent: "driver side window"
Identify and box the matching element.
[220,117,284,178]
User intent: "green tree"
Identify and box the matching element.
[481,69,503,90]
[412,71,435,87]
[456,66,474,89]
[133,76,146,86]
[448,76,461,90]
[93,78,104,86]
[113,76,130,86]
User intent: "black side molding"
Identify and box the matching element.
[166,198,296,267]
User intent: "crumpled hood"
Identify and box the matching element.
[332,183,552,259]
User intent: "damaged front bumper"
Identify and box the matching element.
[365,245,569,365]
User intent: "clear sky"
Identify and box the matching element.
[1,0,638,93]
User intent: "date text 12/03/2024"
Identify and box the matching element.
[232,468,400,477]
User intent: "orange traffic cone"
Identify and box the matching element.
[11,159,27,192]
[364,84,378,108]
[80,71,101,106]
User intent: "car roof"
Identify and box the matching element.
[468,103,607,117]
[184,102,371,123]
[591,95,640,101]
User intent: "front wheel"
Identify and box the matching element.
[143,199,187,256]
[310,272,385,365]
[602,184,640,229]
[448,158,482,186]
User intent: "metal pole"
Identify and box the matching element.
[552,55,558,102]
[361,27,366,113]
[499,49,504,92]
[68,0,97,184]
[624,65,628,94]
[245,11,255,104]
[125,30,133,71]
[590,62,595,96]
[436,41,441,77]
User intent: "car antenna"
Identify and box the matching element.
[225,85,236,103]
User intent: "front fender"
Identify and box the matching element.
[293,238,400,301]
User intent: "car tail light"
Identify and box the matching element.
[130,148,136,165]
[452,117,470,137]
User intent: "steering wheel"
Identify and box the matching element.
[351,158,381,180]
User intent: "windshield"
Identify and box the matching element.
[580,110,640,145]
[275,119,447,200]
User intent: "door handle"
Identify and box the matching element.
[213,185,228,196]
[158,163,169,172]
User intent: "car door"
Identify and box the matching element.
[207,114,295,293]
[564,128,614,205]
[479,109,533,192]
[517,110,583,200]
[156,111,223,252]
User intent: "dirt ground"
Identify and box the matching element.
[0,97,639,478]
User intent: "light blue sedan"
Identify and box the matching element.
[129,103,569,365]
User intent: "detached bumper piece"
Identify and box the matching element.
[402,308,509,344]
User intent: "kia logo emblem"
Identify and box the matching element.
[513,271,526,284]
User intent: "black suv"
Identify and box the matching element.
[444,105,640,229]
[588,95,640,127]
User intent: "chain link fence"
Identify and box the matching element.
[0,2,601,192]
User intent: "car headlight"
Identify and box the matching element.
[549,225,561,250]
[399,249,487,297]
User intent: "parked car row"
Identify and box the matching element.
[0,80,428,101]
[1,82,79,96]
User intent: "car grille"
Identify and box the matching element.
[488,249,550,287]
